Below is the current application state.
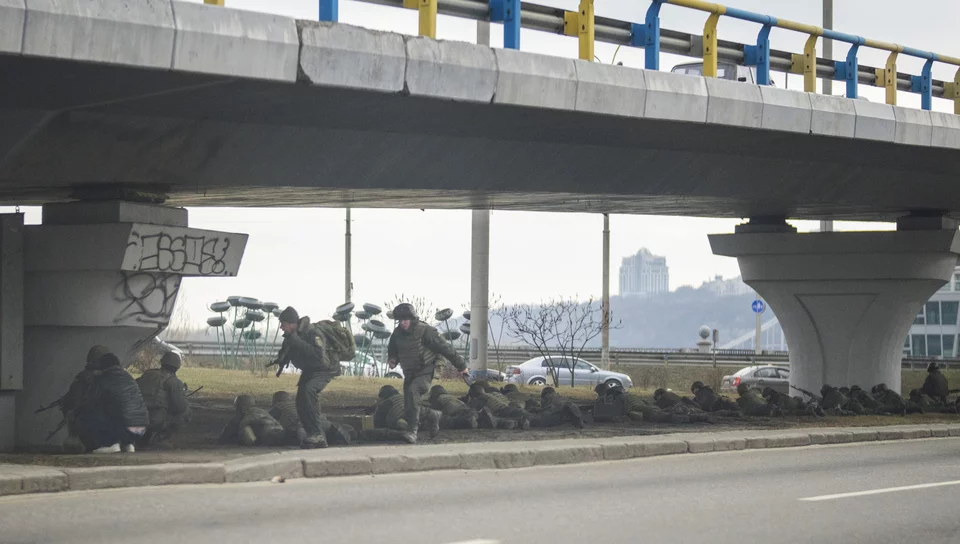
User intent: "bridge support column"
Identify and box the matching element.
[10,201,247,451]
[710,217,960,394]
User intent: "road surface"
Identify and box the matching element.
[2,439,959,543]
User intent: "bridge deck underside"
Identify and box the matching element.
[2,55,957,220]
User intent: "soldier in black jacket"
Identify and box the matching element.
[73,353,149,453]
[275,306,334,449]
[921,363,950,405]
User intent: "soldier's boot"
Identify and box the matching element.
[301,432,328,449]
[519,414,531,431]
[687,413,714,424]
[240,426,258,446]
[422,409,441,439]
[476,407,496,429]
[563,405,585,428]
[326,423,354,446]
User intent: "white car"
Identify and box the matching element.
[505,356,633,389]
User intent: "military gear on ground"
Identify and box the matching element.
[220,396,284,446]
[278,306,299,323]
[538,388,585,428]
[392,303,418,321]
[737,385,779,417]
[502,384,541,412]
[136,367,191,445]
[270,392,306,445]
[922,365,950,404]
[428,385,478,429]
[159,351,182,370]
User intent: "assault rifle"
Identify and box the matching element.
[790,385,822,403]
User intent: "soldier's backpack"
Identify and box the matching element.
[313,320,357,370]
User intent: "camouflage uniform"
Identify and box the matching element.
[501,384,542,412]
[136,353,191,446]
[737,384,780,417]
[219,395,284,447]
[427,385,477,430]
[871,384,918,414]
[653,389,701,410]
[387,308,466,436]
[691,382,740,413]
[762,388,822,417]
[269,391,307,445]
[820,385,863,415]
[537,387,586,428]
[921,364,950,405]
[362,385,441,443]
[608,387,687,423]
[467,383,527,429]
[275,308,339,449]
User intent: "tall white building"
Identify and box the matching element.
[619,248,669,297]
[700,274,753,297]
[904,266,960,358]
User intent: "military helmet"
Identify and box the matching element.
[653,388,666,400]
[607,384,625,396]
[690,381,705,394]
[928,362,940,373]
[502,384,519,394]
[736,383,749,396]
[541,386,556,397]
[429,385,447,397]
[234,394,255,411]
[761,387,776,398]
[392,303,418,321]
[86,345,110,364]
[378,385,400,399]
[160,351,182,370]
[272,391,292,404]
[468,383,486,397]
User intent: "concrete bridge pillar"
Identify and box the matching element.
[5,201,247,451]
[710,217,960,394]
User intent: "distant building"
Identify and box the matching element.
[619,248,669,297]
[904,266,960,358]
[700,274,754,297]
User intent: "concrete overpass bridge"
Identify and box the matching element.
[1,0,960,450]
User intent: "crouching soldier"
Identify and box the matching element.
[136,351,191,448]
[362,385,441,444]
[72,353,149,453]
[219,395,284,447]
[59,345,109,453]
[427,385,478,429]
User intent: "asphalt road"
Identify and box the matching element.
[2,439,960,544]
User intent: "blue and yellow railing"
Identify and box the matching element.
[203,0,960,114]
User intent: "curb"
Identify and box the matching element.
[2,424,959,497]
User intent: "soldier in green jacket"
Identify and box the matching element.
[538,387,587,428]
[136,351,191,448]
[501,383,542,412]
[219,395,284,447]
[387,303,468,442]
[466,382,526,429]
[737,383,780,417]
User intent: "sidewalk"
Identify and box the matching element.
[3,423,959,497]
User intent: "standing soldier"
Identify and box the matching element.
[387,303,468,442]
[136,351,191,448]
[274,306,337,449]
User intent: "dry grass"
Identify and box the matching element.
[157,366,960,410]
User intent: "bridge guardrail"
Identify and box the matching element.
[204,0,960,113]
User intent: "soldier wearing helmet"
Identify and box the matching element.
[135,351,191,448]
[219,395,285,446]
[387,303,468,443]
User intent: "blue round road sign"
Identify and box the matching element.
[752,300,766,314]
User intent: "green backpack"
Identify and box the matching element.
[313,320,357,370]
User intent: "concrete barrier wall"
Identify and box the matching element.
[5,3,960,149]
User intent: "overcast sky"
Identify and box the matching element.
[15,0,959,326]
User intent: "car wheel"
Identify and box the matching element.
[385,372,403,379]
[604,379,622,388]
[529,377,547,386]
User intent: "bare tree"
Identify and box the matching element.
[506,295,621,387]
[488,294,509,374]
[384,294,437,325]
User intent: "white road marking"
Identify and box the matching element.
[799,480,960,501]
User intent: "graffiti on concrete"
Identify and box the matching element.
[114,272,181,325]
[125,230,232,276]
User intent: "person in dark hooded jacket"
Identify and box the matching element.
[921,363,950,405]
[72,353,149,453]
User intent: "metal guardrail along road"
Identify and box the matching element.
[205,0,960,113]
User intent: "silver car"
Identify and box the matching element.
[506,356,633,389]
[720,365,790,395]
